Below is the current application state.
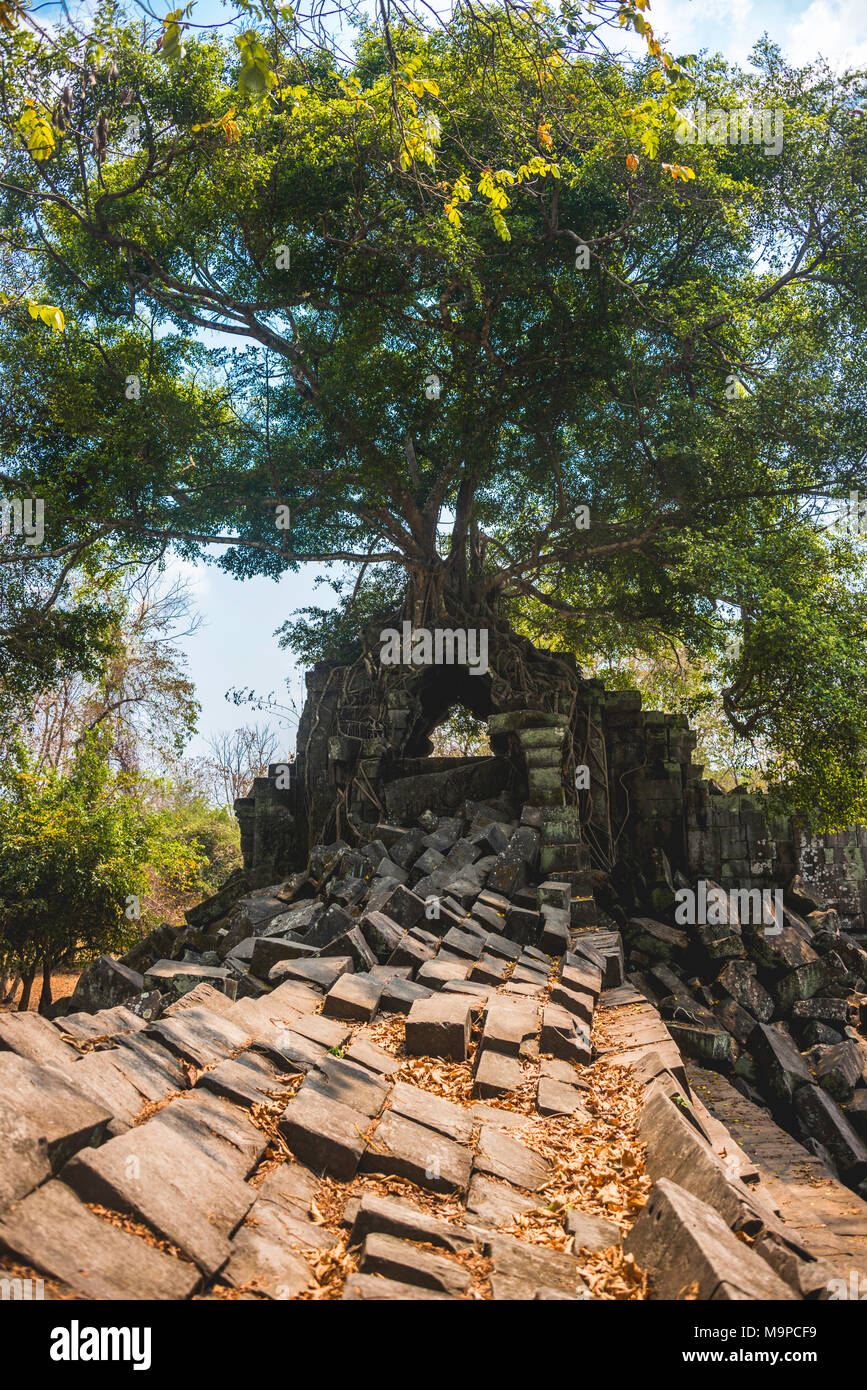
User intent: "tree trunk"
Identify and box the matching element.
[17,967,35,1012]
[38,957,54,1015]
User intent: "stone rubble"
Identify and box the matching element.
[2,796,867,1301]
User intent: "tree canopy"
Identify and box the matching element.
[1,0,867,820]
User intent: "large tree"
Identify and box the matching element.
[2,1,867,820]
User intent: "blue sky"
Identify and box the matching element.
[160,0,867,758]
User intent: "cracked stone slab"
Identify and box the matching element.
[536,1077,592,1119]
[466,1173,538,1228]
[269,957,355,992]
[221,1197,317,1299]
[0,1012,79,1068]
[146,1007,252,1069]
[197,1050,288,1108]
[565,1208,622,1250]
[405,994,472,1060]
[380,977,434,1013]
[358,1231,472,1296]
[0,1053,111,1169]
[279,1086,368,1180]
[480,999,539,1058]
[474,1125,552,1191]
[304,1054,390,1118]
[322,973,383,1022]
[0,1095,50,1212]
[362,1110,472,1194]
[485,1231,590,1297]
[345,1037,402,1077]
[53,1051,153,1131]
[109,1033,190,1099]
[61,1120,255,1276]
[351,1192,480,1254]
[0,1179,200,1300]
[149,1090,267,1177]
[474,1050,524,1100]
[388,1079,474,1144]
[624,1177,797,1300]
[256,1162,318,1216]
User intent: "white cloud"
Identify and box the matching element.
[786,0,867,67]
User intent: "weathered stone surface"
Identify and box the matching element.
[794,1084,867,1178]
[481,999,538,1058]
[550,981,594,1024]
[791,996,855,1026]
[474,1125,551,1191]
[321,925,378,973]
[0,1053,111,1168]
[473,1049,523,1100]
[0,1096,50,1212]
[540,907,570,956]
[540,1005,591,1064]
[269,956,354,992]
[358,1231,472,1295]
[815,1041,864,1103]
[362,1110,472,1194]
[145,959,233,999]
[342,1273,455,1300]
[222,1198,316,1298]
[0,1012,79,1068]
[0,1179,200,1300]
[148,1090,266,1176]
[626,918,688,962]
[351,1193,478,1254]
[386,933,436,973]
[468,955,509,987]
[388,1080,474,1143]
[380,976,434,1013]
[256,1160,317,1214]
[322,972,383,1022]
[465,1173,537,1227]
[197,1050,285,1108]
[147,1006,251,1069]
[405,995,472,1060]
[624,1178,797,1300]
[278,1087,368,1180]
[359,911,405,962]
[344,1037,402,1077]
[52,1050,153,1131]
[536,1077,592,1119]
[715,960,774,1022]
[62,1119,255,1275]
[565,1208,621,1250]
[164,981,239,1018]
[748,1023,812,1107]
[485,1231,589,1297]
[303,903,355,950]
[305,1054,389,1118]
[66,954,146,1015]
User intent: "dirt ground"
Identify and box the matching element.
[0,968,81,1013]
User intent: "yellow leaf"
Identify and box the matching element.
[626,153,639,172]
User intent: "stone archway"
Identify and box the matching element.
[235,609,616,879]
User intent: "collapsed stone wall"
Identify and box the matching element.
[235,661,867,935]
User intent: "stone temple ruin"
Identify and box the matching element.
[236,635,867,936]
[2,637,867,1301]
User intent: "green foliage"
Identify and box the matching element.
[0,735,153,979]
[0,5,866,826]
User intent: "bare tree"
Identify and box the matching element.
[205,723,285,806]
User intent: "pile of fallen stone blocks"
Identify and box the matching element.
[621,866,867,1200]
